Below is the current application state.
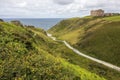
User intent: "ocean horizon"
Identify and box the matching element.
[3,18,65,30]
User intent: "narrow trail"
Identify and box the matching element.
[47,33,120,72]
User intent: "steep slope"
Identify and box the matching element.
[48,16,120,79]
[0,21,105,80]
[48,16,120,66]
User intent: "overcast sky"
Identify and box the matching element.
[0,0,120,18]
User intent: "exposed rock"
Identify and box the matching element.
[11,20,23,27]
[25,25,35,28]
[0,19,4,22]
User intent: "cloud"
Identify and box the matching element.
[82,0,120,10]
[0,0,120,18]
[53,0,75,5]
[18,2,27,7]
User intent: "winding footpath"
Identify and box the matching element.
[47,33,120,72]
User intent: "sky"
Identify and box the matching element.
[0,0,120,18]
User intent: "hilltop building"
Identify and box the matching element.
[91,9,120,17]
[91,9,104,16]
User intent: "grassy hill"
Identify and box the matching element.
[48,16,120,80]
[0,21,106,80]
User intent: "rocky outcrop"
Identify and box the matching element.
[25,25,35,28]
[11,20,23,27]
[0,19,4,22]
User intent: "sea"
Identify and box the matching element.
[3,18,64,30]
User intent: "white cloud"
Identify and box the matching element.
[53,0,75,5]
[0,0,120,18]
[18,2,27,7]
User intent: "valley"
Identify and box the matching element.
[0,16,120,80]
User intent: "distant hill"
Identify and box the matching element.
[0,21,105,80]
[48,16,120,80]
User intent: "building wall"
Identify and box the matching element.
[91,9,104,16]
[90,9,120,17]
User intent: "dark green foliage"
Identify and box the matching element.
[0,22,105,80]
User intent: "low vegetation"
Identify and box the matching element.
[48,16,120,80]
[0,21,106,80]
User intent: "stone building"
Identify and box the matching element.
[91,9,104,16]
[91,9,120,17]
[104,13,113,16]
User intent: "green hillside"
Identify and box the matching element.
[0,21,106,80]
[48,16,120,66]
[48,16,120,79]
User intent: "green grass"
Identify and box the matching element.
[78,22,120,66]
[0,22,106,80]
[60,29,83,44]
[48,16,120,80]
[48,16,120,66]
[103,16,120,21]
